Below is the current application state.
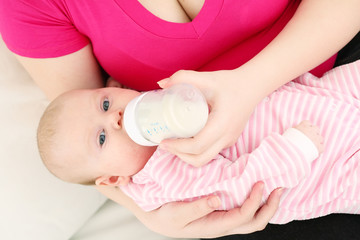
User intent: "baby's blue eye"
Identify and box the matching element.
[102,98,110,111]
[99,130,106,146]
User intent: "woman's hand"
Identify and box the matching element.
[96,182,283,238]
[158,69,264,167]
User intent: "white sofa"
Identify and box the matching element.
[0,36,195,240]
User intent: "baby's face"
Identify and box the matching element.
[57,87,156,184]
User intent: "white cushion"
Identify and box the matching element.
[0,37,107,240]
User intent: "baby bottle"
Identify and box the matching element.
[124,83,209,146]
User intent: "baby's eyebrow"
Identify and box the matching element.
[85,122,94,154]
[92,90,100,110]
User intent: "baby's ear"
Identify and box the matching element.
[95,175,130,186]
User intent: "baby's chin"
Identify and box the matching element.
[134,141,157,156]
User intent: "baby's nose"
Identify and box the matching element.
[117,111,122,127]
[111,111,122,129]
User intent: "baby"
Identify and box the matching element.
[37,61,360,224]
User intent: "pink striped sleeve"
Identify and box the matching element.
[122,129,319,212]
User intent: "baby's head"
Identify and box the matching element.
[37,87,156,186]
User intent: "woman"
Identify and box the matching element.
[0,0,359,238]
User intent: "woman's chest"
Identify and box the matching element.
[137,0,205,23]
[67,0,293,90]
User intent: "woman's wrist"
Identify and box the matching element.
[230,66,278,105]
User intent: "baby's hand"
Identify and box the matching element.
[106,76,130,89]
[294,120,324,153]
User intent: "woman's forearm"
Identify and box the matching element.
[235,0,360,99]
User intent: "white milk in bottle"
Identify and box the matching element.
[124,83,209,146]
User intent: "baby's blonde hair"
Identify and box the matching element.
[37,94,95,185]
[37,98,64,176]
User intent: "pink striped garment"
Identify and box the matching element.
[120,61,360,224]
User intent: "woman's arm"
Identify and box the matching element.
[158,0,360,166]
[240,0,360,95]
[96,182,283,238]
[15,44,104,100]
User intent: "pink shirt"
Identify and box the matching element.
[121,61,360,224]
[0,0,335,91]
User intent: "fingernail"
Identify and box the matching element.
[158,143,167,150]
[208,196,220,209]
[259,182,264,190]
[277,187,284,196]
[157,79,169,88]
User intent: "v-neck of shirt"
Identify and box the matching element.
[114,0,224,39]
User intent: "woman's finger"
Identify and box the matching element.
[143,182,277,238]
[160,195,221,225]
[180,182,268,238]
[228,187,283,235]
[253,187,283,223]
[160,104,238,166]
[167,137,228,167]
